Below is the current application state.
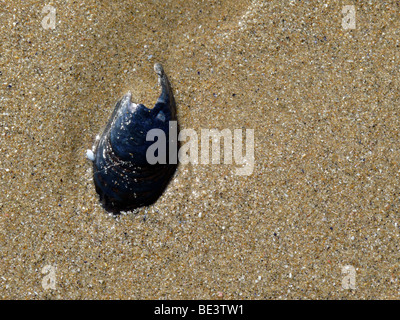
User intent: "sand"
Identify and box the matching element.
[1,0,400,299]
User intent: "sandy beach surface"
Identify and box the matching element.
[1,0,400,299]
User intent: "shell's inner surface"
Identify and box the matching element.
[90,63,178,213]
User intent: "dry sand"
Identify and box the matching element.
[1,0,400,299]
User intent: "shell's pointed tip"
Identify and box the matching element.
[86,149,95,161]
[123,91,133,103]
[154,63,164,75]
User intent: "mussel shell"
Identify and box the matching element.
[90,63,177,213]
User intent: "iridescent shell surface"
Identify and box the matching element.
[88,63,178,213]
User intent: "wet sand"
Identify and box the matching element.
[1,0,400,299]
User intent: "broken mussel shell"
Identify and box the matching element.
[87,63,178,213]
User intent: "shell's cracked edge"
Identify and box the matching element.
[86,63,166,163]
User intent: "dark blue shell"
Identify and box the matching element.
[89,63,178,213]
